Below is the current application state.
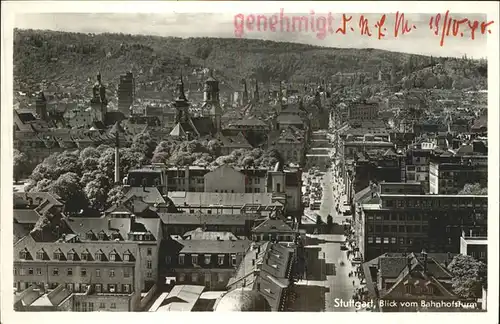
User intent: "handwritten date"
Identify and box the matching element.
[429,11,494,46]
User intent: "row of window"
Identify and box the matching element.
[178,272,225,283]
[367,225,429,233]
[19,250,139,262]
[14,267,137,278]
[169,254,237,266]
[384,199,487,209]
[74,301,116,311]
[244,188,261,193]
[367,237,455,245]
[366,213,486,222]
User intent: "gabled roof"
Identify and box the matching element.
[169,123,187,137]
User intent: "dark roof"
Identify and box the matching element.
[374,253,456,279]
[14,223,31,244]
[176,238,251,254]
[104,111,126,127]
[229,118,268,127]
[191,117,215,136]
[14,210,41,224]
[214,289,271,312]
[123,187,166,205]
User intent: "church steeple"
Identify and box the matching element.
[174,70,190,124]
[90,72,108,123]
[202,69,221,132]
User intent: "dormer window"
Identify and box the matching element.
[86,231,95,241]
[98,231,107,241]
[67,249,76,261]
[123,250,132,262]
[95,250,105,261]
[19,249,29,260]
[36,249,46,260]
[404,282,412,294]
[109,251,118,261]
[53,249,65,260]
[81,250,92,261]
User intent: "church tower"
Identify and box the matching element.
[202,69,221,132]
[90,72,108,123]
[174,70,190,124]
[35,91,48,121]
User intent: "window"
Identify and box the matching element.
[178,254,185,265]
[82,302,87,312]
[399,225,405,232]
[95,284,102,293]
[192,273,198,282]
[95,269,100,277]
[19,251,28,260]
[95,251,104,261]
[179,274,185,282]
[191,254,198,265]
[254,188,260,193]
[19,268,26,276]
[67,251,74,260]
[67,268,73,276]
[147,272,152,278]
[375,237,381,244]
[405,284,412,294]
[204,254,211,265]
[147,260,152,269]
[124,269,130,278]
[218,273,224,282]
[81,268,87,277]
[36,268,42,276]
[110,303,116,309]
[205,273,211,282]
[123,284,130,293]
[36,251,45,260]
[147,248,152,256]
[391,237,396,244]
[109,269,115,277]
[367,237,374,244]
[81,251,90,261]
[99,303,105,309]
[218,255,224,265]
[108,284,116,293]
[231,254,237,266]
[383,237,389,244]
[109,252,116,261]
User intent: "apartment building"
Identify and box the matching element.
[353,182,487,261]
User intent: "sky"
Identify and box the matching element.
[13,12,490,58]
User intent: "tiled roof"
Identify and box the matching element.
[191,117,215,136]
[375,253,455,279]
[14,234,139,263]
[177,238,251,254]
[252,218,295,234]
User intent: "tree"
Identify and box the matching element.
[50,172,87,213]
[13,149,29,183]
[131,131,157,161]
[458,183,487,195]
[447,254,487,299]
[107,185,126,207]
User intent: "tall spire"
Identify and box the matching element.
[176,69,187,101]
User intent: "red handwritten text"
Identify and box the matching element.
[375,14,387,40]
[336,14,353,34]
[429,11,495,46]
[359,15,372,36]
[394,11,416,37]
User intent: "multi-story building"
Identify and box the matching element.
[347,101,379,121]
[117,72,135,117]
[162,232,251,290]
[429,156,488,194]
[460,230,487,264]
[13,212,163,312]
[404,142,435,191]
[353,182,487,262]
